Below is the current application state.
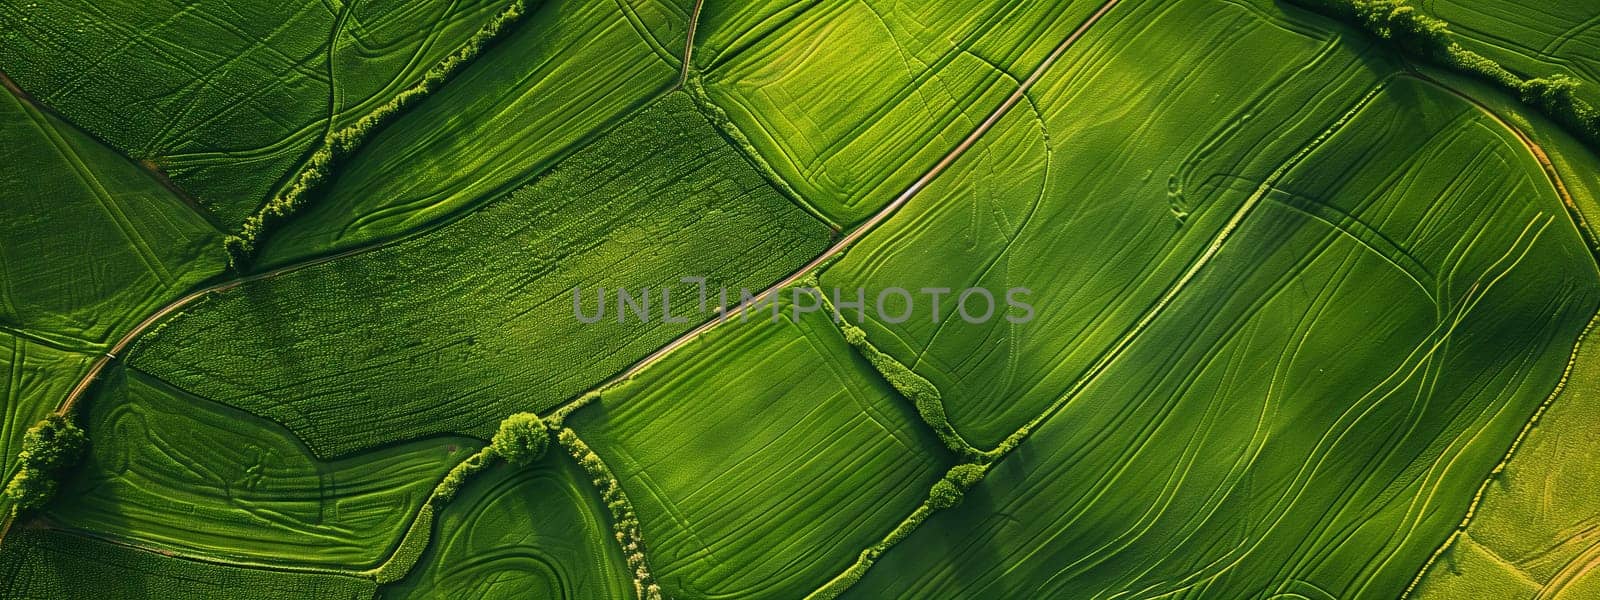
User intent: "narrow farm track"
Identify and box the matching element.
[1414,70,1600,262]
[553,0,1127,421]
[678,0,706,87]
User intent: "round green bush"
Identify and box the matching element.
[491,412,550,466]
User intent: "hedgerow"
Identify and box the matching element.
[1287,0,1600,149]
[808,462,993,599]
[3,415,88,514]
[816,287,986,460]
[223,0,530,268]
[557,427,661,600]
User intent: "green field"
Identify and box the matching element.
[566,306,947,598]
[3,0,1600,597]
[382,458,634,599]
[0,528,374,599]
[46,366,477,569]
[1426,0,1600,104]
[0,0,511,226]
[129,92,830,457]
[256,0,693,264]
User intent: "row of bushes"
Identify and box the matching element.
[224,0,530,268]
[810,281,987,460]
[807,462,992,599]
[2,415,87,515]
[371,411,549,583]
[557,428,662,600]
[1287,0,1600,149]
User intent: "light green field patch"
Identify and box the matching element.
[567,307,946,599]
[1412,314,1600,598]
[46,367,477,570]
[840,9,1599,593]
[697,0,1111,225]
[0,528,374,599]
[130,92,831,457]
[257,0,692,264]
[822,0,1350,447]
[382,459,633,599]
[0,0,511,225]
[0,87,224,350]
[1426,0,1600,105]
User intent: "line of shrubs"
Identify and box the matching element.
[1287,0,1600,149]
[224,0,530,268]
[557,427,662,600]
[372,411,549,583]
[808,462,993,599]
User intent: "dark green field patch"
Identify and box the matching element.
[130,92,831,457]
[0,0,510,225]
[0,528,374,599]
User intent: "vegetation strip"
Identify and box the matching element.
[1286,0,1600,151]
[224,0,530,268]
[1401,310,1600,598]
[812,281,986,459]
[556,427,661,600]
[804,463,990,600]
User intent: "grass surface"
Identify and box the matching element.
[823,0,1600,596]
[382,458,634,599]
[255,0,692,265]
[4,0,1600,596]
[695,0,1108,225]
[1426,0,1600,105]
[0,0,510,226]
[0,85,223,350]
[0,528,375,599]
[130,92,830,457]
[46,367,477,570]
[567,306,947,599]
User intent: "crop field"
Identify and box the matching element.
[45,366,478,569]
[0,0,511,226]
[1425,0,1600,104]
[0,528,374,599]
[384,459,634,599]
[565,307,947,598]
[127,92,830,457]
[4,0,1600,598]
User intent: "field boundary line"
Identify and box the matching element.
[1399,71,1600,599]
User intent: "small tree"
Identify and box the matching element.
[491,412,549,466]
[3,415,88,513]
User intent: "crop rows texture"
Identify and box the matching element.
[128,92,830,458]
[0,0,512,228]
[0,528,375,599]
[1,0,1600,597]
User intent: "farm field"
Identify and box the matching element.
[565,307,948,598]
[46,366,478,570]
[1424,0,1600,104]
[383,459,634,599]
[0,0,513,227]
[127,92,831,458]
[0,528,374,599]
[2,0,1600,598]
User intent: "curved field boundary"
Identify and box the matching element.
[1398,73,1600,599]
